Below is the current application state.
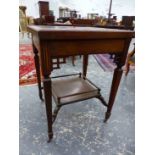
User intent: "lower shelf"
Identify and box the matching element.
[52,74,100,105]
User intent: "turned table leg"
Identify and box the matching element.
[32,44,43,101]
[43,76,53,142]
[104,67,123,122]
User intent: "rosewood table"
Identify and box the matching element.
[27,25,134,142]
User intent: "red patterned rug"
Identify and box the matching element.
[19,44,37,85]
[94,54,135,72]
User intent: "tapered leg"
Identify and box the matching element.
[56,58,60,68]
[83,55,88,77]
[33,44,43,101]
[104,67,123,122]
[104,38,132,122]
[43,76,53,142]
[72,56,75,66]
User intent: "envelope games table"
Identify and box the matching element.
[28,25,134,142]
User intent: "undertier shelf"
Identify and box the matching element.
[52,74,101,105]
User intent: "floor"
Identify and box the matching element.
[19,33,135,155]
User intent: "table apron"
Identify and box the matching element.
[45,39,125,57]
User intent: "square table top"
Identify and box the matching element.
[27,25,134,40]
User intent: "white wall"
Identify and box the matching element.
[19,0,135,20]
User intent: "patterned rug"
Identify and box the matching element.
[19,44,37,85]
[94,54,135,72]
